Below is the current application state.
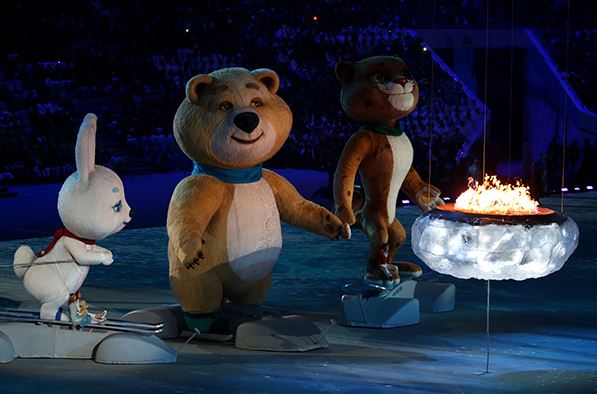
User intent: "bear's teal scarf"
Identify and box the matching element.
[192,162,262,184]
[361,122,404,136]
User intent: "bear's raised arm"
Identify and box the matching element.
[262,169,346,240]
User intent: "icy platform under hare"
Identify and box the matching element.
[0,310,176,364]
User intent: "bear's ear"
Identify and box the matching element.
[335,61,356,85]
[185,74,214,104]
[250,68,280,94]
[75,113,97,187]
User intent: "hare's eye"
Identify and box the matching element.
[112,200,122,213]
[219,101,233,111]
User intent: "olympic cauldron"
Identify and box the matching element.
[411,177,579,281]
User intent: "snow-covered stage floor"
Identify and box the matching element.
[0,193,595,393]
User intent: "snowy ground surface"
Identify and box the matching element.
[0,172,595,393]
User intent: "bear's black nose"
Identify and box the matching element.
[234,112,259,134]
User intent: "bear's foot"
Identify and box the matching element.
[364,264,400,290]
[184,313,229,335]
[391,261,423,278]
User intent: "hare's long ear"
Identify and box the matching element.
[75,113,97,187]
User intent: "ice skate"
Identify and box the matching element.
[363,246,401,290]
[363,264,400,290]
[391,261,423,279]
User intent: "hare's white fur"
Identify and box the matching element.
[14,114,131,320]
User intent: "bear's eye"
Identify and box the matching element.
[219,101,233,111]
[370,74,386,84]
[250,98,262,108]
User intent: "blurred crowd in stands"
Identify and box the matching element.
[0,0,594,198]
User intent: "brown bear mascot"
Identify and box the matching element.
[333,56,444,289]
[169,67,347,332]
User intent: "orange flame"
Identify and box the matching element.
[454,175,539,215]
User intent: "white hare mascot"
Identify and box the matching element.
[13,114,133,321]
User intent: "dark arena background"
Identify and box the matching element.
[0,1,596,393]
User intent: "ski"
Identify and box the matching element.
[0,309,163,335]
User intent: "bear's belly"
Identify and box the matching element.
[386,134,413,222]
[226,178,282,283]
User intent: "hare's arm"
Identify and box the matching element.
[91,244,110,253]
[63,237,112,266]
